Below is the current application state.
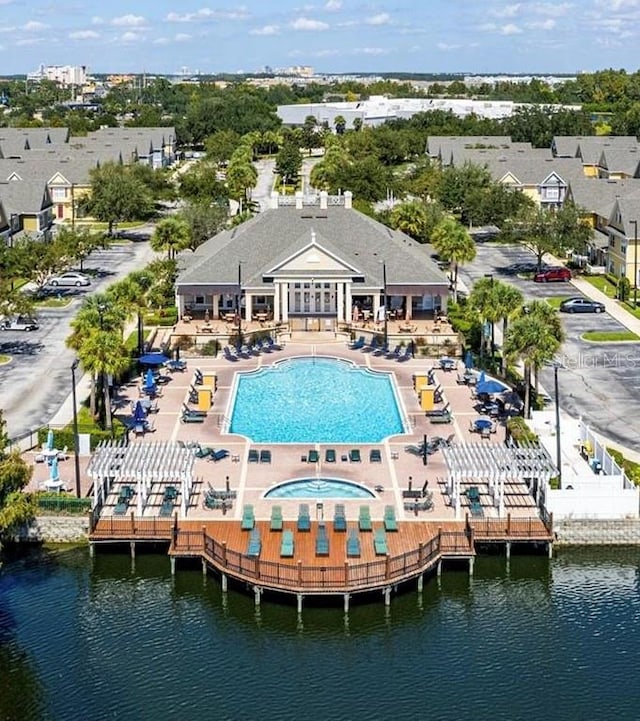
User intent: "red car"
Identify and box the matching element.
[534,267,572,282]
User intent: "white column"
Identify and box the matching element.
[281,282,289,322]
[405,295,412,320]
[337,282,344,322]
[245,293,253,320]
[344,281,352,321]
[373,294,381,316]
[273,283,281,322]
[213,294,219,319]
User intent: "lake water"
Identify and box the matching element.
[2,546,640,721]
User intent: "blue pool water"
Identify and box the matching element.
[265,478,376,498]
[228,357,406,443]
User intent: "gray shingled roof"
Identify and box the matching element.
[612,195,640,236]
[449,146,551,168]
[427,135,514,157]
[567,175,640,214]
[552,135,639,159]
[177,206,449,290]
[483,156,583,185]
[0,180,51,215]
[577,137,640,165]
[599,147,640,177]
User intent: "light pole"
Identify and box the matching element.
[236,262,243,346]
[382,260,388,348]
[484,273,495,365]
[547,361,563,490]
[631,219,638,309]
[71,359,82,498]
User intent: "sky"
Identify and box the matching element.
[0,0,638,76]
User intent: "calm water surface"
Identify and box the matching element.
[2,546,640,721]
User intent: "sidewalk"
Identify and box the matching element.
[570,277,640,336]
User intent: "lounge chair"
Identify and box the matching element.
[350,335,366,350]
[247,528,261,557]
[315,522,330,556]
[369,449,382,463]
[386,345,401,359]
[373,342,389,357]
[374,527,388,555]
[425,403,451,418]
[297,503,311,531]
[182,403,207,418]
[430,412,452,425]
[358,505,372,531]
[280,530,294,558]
[260,449,272,464]
[223,346,238,361]
[265,336,281,351]
[241,504,255,530]
[248,449,259,463]
[270,505,283,531]
[159,499,174,517]
[193,444,212,458]
[363,338,379,353]
[383,505,398,532]
[334,503,347,532]
[325,448,336,463]
[346,529,361,557]
[397,345,412,362]
[114,499,128,515]
[308,449,320,463]
[181,412,205,424]
[210,449,229,462]
[349,448,361,463]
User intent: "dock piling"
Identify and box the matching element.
[297,594,303,614]
[343,593,350,613]
[221,573,228,593]
[170,556,176,575]
[383,587,391,606]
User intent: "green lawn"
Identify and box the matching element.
[581,330,640,342]
[35,296,74,309]
[581,274,617,294]
[544,297,570,309]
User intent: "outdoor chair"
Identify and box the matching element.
[334,503,347,532]
[315,523,330,556]
[247,529,261,557]
[325,448,337,463]
[159,499,174,517]
[297,503,311,531]
[56,446,69,461]
[374,528,388,556]
[358,505,372,531]
[210,449,230,462]
[241,504,255,530]
[280,530,294,558]
[350,335,366,350]
[270,505,283,531]
[346,529,361,557]
[308,449,320,464]
[248,449,259,463]
[349,448,362,463]
[181,413,205,424]
[369,449,382,463]
[383,505,398,532]
[260,449,272,463]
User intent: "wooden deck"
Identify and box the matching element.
[90,514,553,597]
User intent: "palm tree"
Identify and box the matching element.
[468,277,501,363]
[150,217,190,260]
[389,201,429,242]
[334,115,347,135]
[430,217,476,303]
[522,300,565,392]
[106,273,153,356]
[493,281,524,374]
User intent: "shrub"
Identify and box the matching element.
[617,276,631,301]
[607,447,640,486]
[174,334,194,351]
[201,340,219,356]
[506,416,539,444]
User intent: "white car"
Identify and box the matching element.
[0,316,39,331]
[48,272,91,287]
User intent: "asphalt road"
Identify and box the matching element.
[0,233,157,440]
[459,243,640,448]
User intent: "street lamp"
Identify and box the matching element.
[381,260,388,348]
[236,262,243,346]
[547,360,563,490]
[631,219,638,309]
[71,359,82,498]
[484,273,495,365]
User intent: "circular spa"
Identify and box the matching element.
[227,356,408,443]
[264,478,376,499]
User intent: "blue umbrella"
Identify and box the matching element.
[477,370,486,386]
[464,350,473,370]
[46,429,54,451]
[476,379,510,395]
[144,369,156,390]
[133,401,146,424]
[49,456,60,483]
[138,352,170,366]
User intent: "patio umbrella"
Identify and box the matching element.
[477,370,486,386]
[138,352,170,366]
[133,401,146,424]
[49,456,60,483]
[46,429,54,451]
[144,369,156,390]
[464,350,473,370]
[476,379,510,395]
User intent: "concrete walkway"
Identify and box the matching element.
[570,277,640,336]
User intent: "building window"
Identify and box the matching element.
[51,187,66,201]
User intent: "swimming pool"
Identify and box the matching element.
[264,478,376,499]
[227,356,408,443]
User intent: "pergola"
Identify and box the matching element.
[442,440,557,519]
[87,440,196,517]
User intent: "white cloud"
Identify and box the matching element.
[500,23,522,34]
[290,17,329,30]
[111,14,146,27]
[91,16,103,25]
[15,37,44,46]
[119,31,142,42]
[69,30,100,39]
[153,37,170,45]
[175,33,191,42]
[528,18,556,29]
[23,21,48,31]
[250,24,279,35]
[0,25,16,33]
[490,4,521,18]
[324,0,342,10]
[366,12,391,25]
[530,2,573,16]
[352,46,389,55]
[437,42,462,50]
[166,7,249,22]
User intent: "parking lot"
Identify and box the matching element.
[0,238,156,440]
[460,244,640,448]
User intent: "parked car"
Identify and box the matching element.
[534,267,572,282]
[0,315,39,331]
[48,272,91,287]
[559,297,605,314]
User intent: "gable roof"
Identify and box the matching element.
[0,180,51,215]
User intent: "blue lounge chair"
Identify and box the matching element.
[346,529,361,557]
[387,345,402,360]
[159,499,174,517]
[384,505,398,532]
[397,345,413,362]
[248,449,259,463]
[374,527,388,555]
[349,448,361,463]
[210,449,229,462]
[265,336,281,351]
[358,505,372,531]
[369,449,382,463]
[280,530,294,557]
[325,448,336,463]
[373,342,389,357]
[241,504,255,530]
[316,522,330,556]
[260,449,272,463]
[334,503,347,532]
[308,449,320,463]
[350,335,366,350]
[363,338,379,353]
[223,346,238,361]
[247,528,261,557]
[270,505,283,531]
[298,503,311,531]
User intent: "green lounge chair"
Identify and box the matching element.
[315,522,330,556]
[349,448,362,462]
[334,503,347,532]
[374,527,388,555]
[369,448,382,463]
[247,528,261,557]
[383,505,398,532]
[159,499,174,517]
[114,499,128,515]
[346,529,361,557]
[358,505,372,531]
[280,530,294,558]
[308,449,320,463]
[298,503,311,531]
[248,449,259,463]
[260,449,272,463]
[241,504,255,530]
[325,448,336,463]
[164,485,178,501]
[270,505,283,531]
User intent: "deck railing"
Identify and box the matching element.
[468,514,553,540]
[173,527,472,592]
[92,515,175,540]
